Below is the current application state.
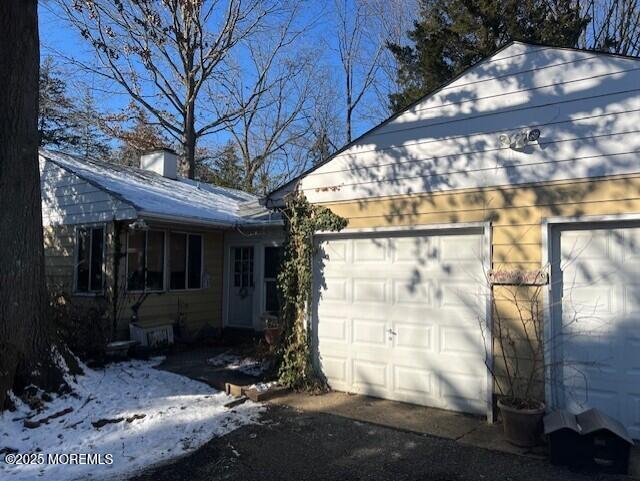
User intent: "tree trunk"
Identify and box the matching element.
[346,68,353,143]
[182,98,197,179]
[0,0,65,409]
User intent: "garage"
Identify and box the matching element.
[312,228,490,415]
[549,221,640,439]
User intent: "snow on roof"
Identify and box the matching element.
[40,149,277,227]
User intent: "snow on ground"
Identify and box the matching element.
[206,353,270,377]
[248,381,279,392]
[0,358,263,481]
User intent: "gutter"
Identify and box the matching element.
[139,211,283,230]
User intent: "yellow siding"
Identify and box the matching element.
[43,225,75,291]
[317,173,640,398]
[43,223,225,341]
[321,174,640,268]
[113,226,224,339]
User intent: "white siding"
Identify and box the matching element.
[288,43,640,204]
[40,157,137,225]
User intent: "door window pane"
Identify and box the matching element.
[146,231,165,290]
[170,233,187,289]
[188,234,202,289]
[127,230,146,291]
[233,246,254,288]
[76,229,90,292]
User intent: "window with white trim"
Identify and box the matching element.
[75,226,104,293]
[170,232,203,290]
[126,230,165,291]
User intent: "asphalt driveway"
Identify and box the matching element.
[130,404,629,481]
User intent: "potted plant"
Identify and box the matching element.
[263,315,282,347]
[482,279,547,447]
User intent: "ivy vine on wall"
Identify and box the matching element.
[277,190,347,390]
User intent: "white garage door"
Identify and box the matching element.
[551,223,640,439]
[313,230,489,415]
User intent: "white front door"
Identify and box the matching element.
[313,230,488,415]
[228,246,255,327]
[550,223,640,438]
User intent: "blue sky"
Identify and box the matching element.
[37,0,394,153]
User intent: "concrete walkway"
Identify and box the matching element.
[158,345,268,391]
[269,390,546,458]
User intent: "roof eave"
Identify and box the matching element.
[138,211,283,229]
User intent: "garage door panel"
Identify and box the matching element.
[624,285,640,314]
[554,223,640,439]
[320,277,348,301]
[392,236,440,263]
[352,319,387,346]
[321,240,348,262]
[626,338,640,372]
[439,372,486,411]
[439,281,483,309]
[352,278,387,303]
[562,261,620,287]
[394,324,433,350]
[562,286,616,317]
[353,238,387,262]
[353,359,387,388]
[439,326,484,357]
[441,235,483,261]
[315,231,487,415]
[393,279,433,306]
[319,355,348,385]
[561,230,611,262]
[564,386,620,414]
[393,366,434,397]
[317,316,348,342]
[562,337,616,372]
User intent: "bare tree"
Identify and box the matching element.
[583,0,640,55]
[334,0,383,142]
[217,10,316,193]
[363,0,419,120]
[57,0,284,178]
[0,0,67,409]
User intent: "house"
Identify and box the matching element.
[265,42,640,437]
[40,148,283,343]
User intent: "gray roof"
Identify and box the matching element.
[40,149,279,227]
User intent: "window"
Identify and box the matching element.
[170,233,203,290]
[233,247,254,288]
[75,226,104,293]
[264,246,283,314]
[127,230,165,291]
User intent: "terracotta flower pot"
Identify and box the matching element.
[264,327,282,346]
[498,398,546,447]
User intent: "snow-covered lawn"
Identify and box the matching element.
[206,353,270,377]
[0,357,263,481]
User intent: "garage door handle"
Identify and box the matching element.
[387,328,397,336]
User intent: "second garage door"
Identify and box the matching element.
[313,229,489,415]
[550,222,640,439]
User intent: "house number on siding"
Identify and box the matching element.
[489,270,548,286]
